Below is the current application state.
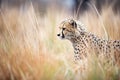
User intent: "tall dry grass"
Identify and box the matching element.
[0,3,120,80]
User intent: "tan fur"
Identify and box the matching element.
[57,19,120,65]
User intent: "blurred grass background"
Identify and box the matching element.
[0,0,120,80]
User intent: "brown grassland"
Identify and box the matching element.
[0,3,120,80]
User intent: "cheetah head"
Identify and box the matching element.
[57,19,86,40]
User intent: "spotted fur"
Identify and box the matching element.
[57,19,120,64]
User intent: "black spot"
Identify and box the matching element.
[86,39,88,42]
[116,45,120,47]
[75,48,78,50]
[118,41,119,44]
[76,52,79,54]
[78,49,80,51]
[103,40,105,42]
[81,45,83,48]
[99,44,102,47]
[107,45,110,48]
[113,41,117,43]
[77,48,80,51]
[74,55,77,58]
[94,38,96,41]
[106,47,108,50]
[114,46,116,49]
[98,39,100,41]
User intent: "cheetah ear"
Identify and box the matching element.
[69,19,77,28]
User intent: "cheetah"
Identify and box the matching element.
[57,19,120,66]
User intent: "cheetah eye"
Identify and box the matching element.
[62,28,66,30]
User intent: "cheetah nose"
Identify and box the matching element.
[57,34,60,36]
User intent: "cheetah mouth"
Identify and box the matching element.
[59,35,65,39]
